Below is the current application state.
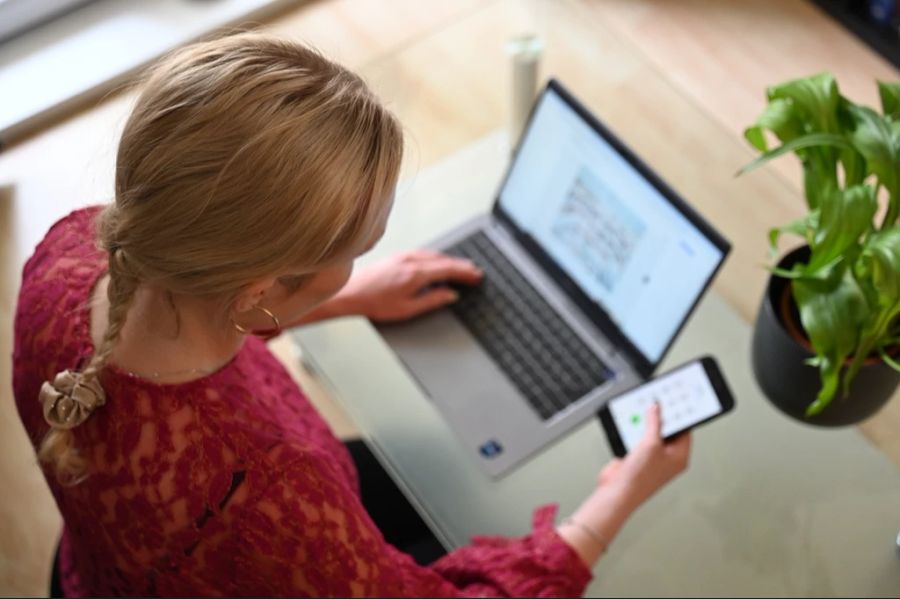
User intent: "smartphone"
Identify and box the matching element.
[597,356,735,457]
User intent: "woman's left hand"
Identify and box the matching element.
[335,250,483,322]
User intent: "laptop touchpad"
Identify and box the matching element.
[377,309,525,416]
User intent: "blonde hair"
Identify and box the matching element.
[38,32,403,483]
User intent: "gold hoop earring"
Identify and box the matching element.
[232,305,282,339]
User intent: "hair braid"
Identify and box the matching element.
[37,247,139,484]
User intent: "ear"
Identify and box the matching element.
[233,277,278,313]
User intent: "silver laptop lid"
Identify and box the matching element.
[492,80,730,377]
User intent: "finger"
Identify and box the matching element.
[640,402,663,445]
[412,258,483,287]
[405,286,460,315]
[409,248,447,261]
[667,430,692,457]
[666,431,691,473]
[411,249,479,264]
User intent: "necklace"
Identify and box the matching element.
[124,365,217,381]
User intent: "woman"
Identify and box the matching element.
[13,33,689,597]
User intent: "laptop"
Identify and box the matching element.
[377,79,730,478]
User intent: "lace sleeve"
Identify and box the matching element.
[192,451,592,597]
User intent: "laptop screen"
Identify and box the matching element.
[497,84,725,365]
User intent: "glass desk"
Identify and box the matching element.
[293,132,900,597]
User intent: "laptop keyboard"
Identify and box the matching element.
[446,231,613,421]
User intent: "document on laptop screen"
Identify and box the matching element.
[499,88,723,363]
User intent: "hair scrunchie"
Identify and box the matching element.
[39,370,107,429]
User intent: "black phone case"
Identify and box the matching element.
[597,355,735,457]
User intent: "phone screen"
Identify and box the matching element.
[607,360,723,453]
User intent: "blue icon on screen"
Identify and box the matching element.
[479,440,504,458]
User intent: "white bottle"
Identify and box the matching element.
[507,33,543,151]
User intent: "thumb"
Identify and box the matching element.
[641,402,663,445]
[408,287,459,314]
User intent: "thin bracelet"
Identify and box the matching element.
[562,517,608,553]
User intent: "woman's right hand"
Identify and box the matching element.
[600,402,691,508]
[557,403,691,567]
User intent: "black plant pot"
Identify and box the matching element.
[751,246,900,426]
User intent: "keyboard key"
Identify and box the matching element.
[446,231,611,420]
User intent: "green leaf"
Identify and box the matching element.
[769,266,804,279]
[838,230,900,397]
[878,81,900,119]
[805,356,841,416]
[879,346,900,372]
[848,105,900,177]
[852,260,881,318]
[841,155,866,187]
[742,74,860,212]
[736,133,854,177]
[862,227,900,304]
[768,258,839,281]
[839,143,867,187]
[803,153,834,210]
[793,270,871,415]
[794,270,868,356]
[836,95,868,187]
[847,105,900,222]
[767,73,841,134]
[807,184,877,271]
[768,211,818,253]
[843,300,900,397]
[744,98,801,152]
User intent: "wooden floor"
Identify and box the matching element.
[1,0,898,595]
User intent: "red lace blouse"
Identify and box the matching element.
[13,207,592,597]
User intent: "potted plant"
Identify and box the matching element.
[740,72,900,426]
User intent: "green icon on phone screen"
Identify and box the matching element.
[630,414,641,425]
